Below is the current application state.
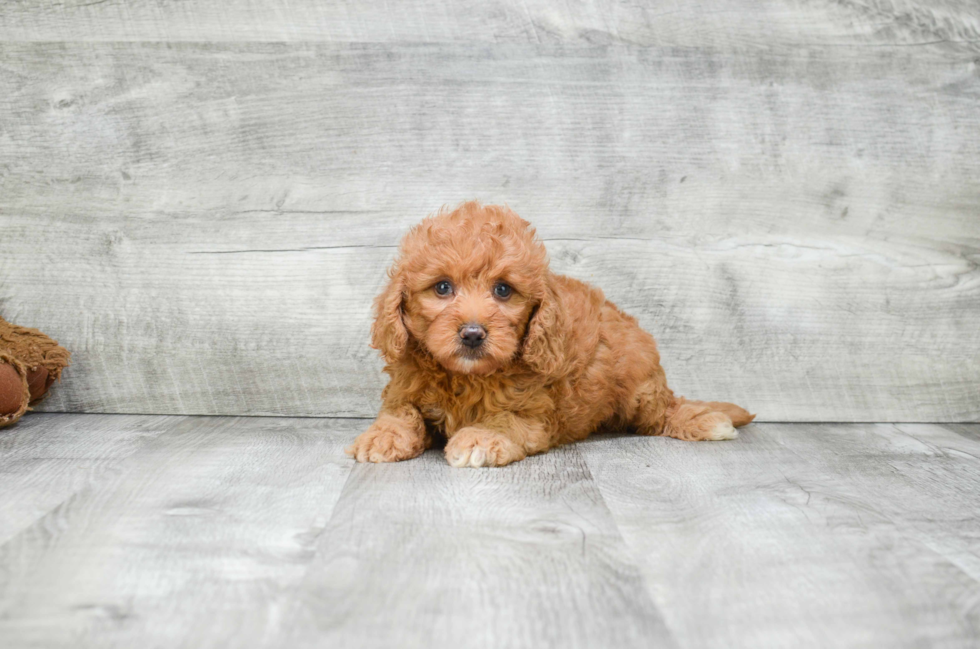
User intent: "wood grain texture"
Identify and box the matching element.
[0,414,355,648]
[0,0,978,52]
[280,445,674,649]
[1,39,977,421]
[946,423,980,442]
[0,413,177,545]
[580,423,980,648]
[2,415,979,647]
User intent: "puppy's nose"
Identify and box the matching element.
[459,323,487,348]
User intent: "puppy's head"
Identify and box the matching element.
[371,202,559,376]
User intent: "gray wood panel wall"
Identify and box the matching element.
[1,1,978,421]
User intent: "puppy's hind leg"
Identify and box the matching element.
[630,379,753,441]
[684,399,756,428]
[628,377,675,437]
[663,398,738,441]
[663,396,756,441]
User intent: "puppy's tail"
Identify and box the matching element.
[685,399,756,427]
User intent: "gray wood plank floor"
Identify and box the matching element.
[1,415,978,648]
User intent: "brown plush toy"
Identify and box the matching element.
[0,316,71,428]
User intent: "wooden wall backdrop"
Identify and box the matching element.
[0,1,978,422]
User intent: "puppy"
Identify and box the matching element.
[346,202,754,467]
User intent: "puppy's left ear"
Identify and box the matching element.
[370,266,408,364]
[522,276,566,378]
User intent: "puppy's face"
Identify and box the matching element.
[403,270,534,375]
[375,203,549,375]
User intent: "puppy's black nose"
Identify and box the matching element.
[459,323,487,348]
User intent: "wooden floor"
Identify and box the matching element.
[1,415,978,648]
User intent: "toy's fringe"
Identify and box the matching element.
[0,316,71,428]
[0,352,30,428]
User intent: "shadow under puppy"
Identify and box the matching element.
[347,202,755,468]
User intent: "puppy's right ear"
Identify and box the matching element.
[370,266,408,363]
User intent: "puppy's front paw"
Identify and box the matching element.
[346,416,426,463]
[445,427,525,468]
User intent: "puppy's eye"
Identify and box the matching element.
[493,282,513,300]
[434,280,454,296]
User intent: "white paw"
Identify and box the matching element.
[708,420,738,440]
[446,443,490,468]
[444,427,524,468]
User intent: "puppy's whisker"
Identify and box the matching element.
[456,344,487,360]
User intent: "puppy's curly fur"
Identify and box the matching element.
[347,202,755,467]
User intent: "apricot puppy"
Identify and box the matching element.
[346,202,754,467]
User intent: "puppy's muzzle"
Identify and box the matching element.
[459,323,487,349]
